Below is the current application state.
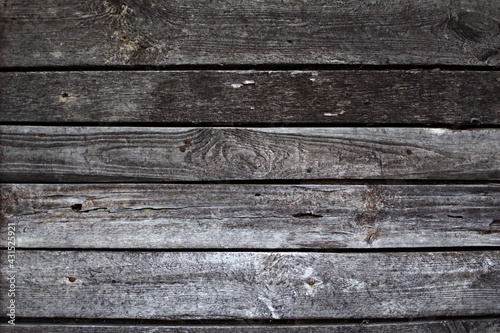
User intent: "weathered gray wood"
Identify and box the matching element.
[1,70,499,125]
[1,1,499,67]
[1,251,499,319]
[1,126,500,182]
[1,184,499,249]
[2,320,500,333]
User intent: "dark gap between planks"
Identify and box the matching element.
[1,122,497,129]
[3,179,500,185]
[5,247,500,253]
[7,315,500,326]
[1,64,500,73]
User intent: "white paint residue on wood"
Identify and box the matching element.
[258,296,280,319]
[324,110,346,117]
[291,71,319,76]
[231,80,255,88]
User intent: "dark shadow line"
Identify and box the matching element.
[5,247,500,253]
[1,122,499,129]
[1,179,500,185]
[1,63,500,73]
[8,314,500,326]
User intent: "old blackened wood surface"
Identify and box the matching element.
[1,0,500,330]
[1,70,499,125]
[1,1,500,66]
[1,184,499,249]
[2,320,500,333]
[1,251,499,319]
[1,126,500,182]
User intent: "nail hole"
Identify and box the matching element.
[406,149,413,155]
[184,139,192,145]
[111,279,117,283]
[61,93,69,98]
[179,146,186,152]
[306,168,312,173]
[287,39,293,44]
[307,280,315,286]
[71,204,82,212]
[447,214,463,219]
[68,277,77,283]
[38,133,46,138]
[255,193,261,197]
[121,35,129,41]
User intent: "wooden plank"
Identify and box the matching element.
[1,1,499,67]
[1,126,500,182]
[1,251,499,319]
[1,70,499,125]
[1,184,499,249]
[2,320,500,333]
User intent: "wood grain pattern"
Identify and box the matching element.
[2,320,500,333]
[1,70,499,125]
[2,184,499,249]
[1,251,499,320]
[1,126,500,182]
[2,0,499,328]
[1,1,499,67]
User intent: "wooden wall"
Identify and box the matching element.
[1,0,499,332]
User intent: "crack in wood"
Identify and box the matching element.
[292,213,323,219]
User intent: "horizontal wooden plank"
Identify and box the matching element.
[1,251,499,319]
[1,184,499,249]
[1,126,500,182]
[1,1,499,67]
[1,70,499,125]
[2,320,500,333]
